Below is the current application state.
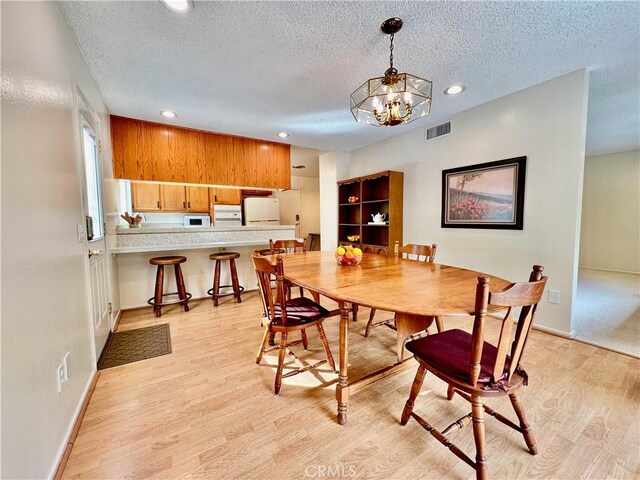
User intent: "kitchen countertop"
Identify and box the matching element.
[116,224,295,235]
[110,224,297,254]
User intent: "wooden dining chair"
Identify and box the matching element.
[252,252,336,395]
[364,243,439,337]
[269,239,306,298]
[400,265,547,480]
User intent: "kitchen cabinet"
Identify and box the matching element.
[337,171,403,257]
[131,182,161,211]
[186,186,210,211]
[161,184,187,211]
[211,188,241,205]
[111,116,291,189]
[131,182,210,213]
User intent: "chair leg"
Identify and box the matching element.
[352,304,358,321]
[401,364,427,425]
[268,332,276,346]
[509,392,538,455]
[364,308,377,337]
[447,385,455,400]
[256,327,270,364]
[174,264,189,312]
[471,395,488,480]
[435,315,444,333]
[299,286,304,298]
[229,258,242,304]
[212,260,221,307]
[316,323,336,372]
[153,265,164,317]
[274,332,288,395]
[301,329,308,350]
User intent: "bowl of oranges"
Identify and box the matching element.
[335,244,363,266]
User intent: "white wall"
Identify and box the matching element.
[290,176,320,238]
[580,150,640,273]
[1,2,116,478]
[319,151,350,251]
[324,70,589,335]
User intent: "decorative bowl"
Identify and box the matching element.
[347,234,360,242]
[335,245,363,266]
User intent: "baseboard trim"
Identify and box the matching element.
[113,308,123,332]
[531,324,575,339]
[579,266,640,275]
[52,370,100,480]
[572,336,640,360]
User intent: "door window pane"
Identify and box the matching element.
[82,125,103,239]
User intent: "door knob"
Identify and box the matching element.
[88,249,102,258]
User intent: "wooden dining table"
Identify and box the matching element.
[277,251,513,425]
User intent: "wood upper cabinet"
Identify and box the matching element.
[131,182,209,213]
[211,188,241,205]
[186,186,210,211]
[161,184,187,211]
[111,115,290,189]
[131,182,161,211]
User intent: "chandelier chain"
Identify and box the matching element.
[389,33,394,70]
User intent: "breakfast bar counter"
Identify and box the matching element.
[110,224,296,254]
[110,224,296,308]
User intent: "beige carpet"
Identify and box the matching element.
[574,268,640,357]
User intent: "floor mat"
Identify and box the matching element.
[97,324,172,370]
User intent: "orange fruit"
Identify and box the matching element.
[345,251,355,259]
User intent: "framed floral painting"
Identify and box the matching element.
[441,157,526,229]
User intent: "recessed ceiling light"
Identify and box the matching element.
[444,85,465,95]
[277,132,289,138]
[160,110,177,118]
[291,165,306,169]
[160,0,193,13]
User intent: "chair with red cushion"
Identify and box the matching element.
[252,252,336,395]
[401,265,547,480]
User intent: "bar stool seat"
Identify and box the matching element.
[147,255,192,317]
[208,252,244,306]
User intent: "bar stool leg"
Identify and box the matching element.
[154,265,164,317]
[174,264,189,312]
[213,260,221,307]
[229,258,242,304]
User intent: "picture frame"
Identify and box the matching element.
[441,156,526,230]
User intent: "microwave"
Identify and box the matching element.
[184,215,211,227]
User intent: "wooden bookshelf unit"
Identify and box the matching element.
[337,170,403,256]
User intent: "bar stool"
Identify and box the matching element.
[208,252,244,306]
[147,256,192,317]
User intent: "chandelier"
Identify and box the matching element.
[350,18,433,127]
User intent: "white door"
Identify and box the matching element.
[78,92,110,361]
[276,189,301,238]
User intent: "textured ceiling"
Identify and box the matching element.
[60,1,639,155]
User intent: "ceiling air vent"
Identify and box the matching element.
[425,121,451,141]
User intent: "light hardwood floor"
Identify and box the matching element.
[62,293,640,479]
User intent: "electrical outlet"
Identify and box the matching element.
[63,352,70,381]
[56,364,65,393]
[548,289,561,305]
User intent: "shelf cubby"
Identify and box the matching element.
[337,170,403,256]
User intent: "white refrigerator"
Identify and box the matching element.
[244,197,280,225]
